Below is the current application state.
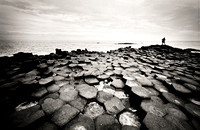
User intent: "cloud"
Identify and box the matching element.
[140,0,199,31]
[0,0,32,10]
[0,0,199,41]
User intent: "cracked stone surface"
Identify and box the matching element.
[1,45,200,130]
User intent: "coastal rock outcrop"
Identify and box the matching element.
[1,45,200,129]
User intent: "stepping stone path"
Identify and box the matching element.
[39,77,53,85]
[69,97,87,111]
[83,102,105,119]
[172,82,192,93]
[111,78,125,88]
[104,97,125,114]
[1,45,200,129]
[47,84,60,93]
[64,114,95,130]
[95,114,121,130]
[85,77,99,85]
[59,89,78,102]
[31,87,48,98]
[76,84,98,99]
[162,92,185,107]
[143,113,173,130]
[165,115,193,130]
[41,98,64,115]
[97,91,113,103]
[135,75,153,87]
[141,100,167,117]
[119,111,141,128]
[51,104,79,127]
[131,86,152,98]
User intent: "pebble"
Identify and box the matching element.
[172,82,192,93]
[59,84,75,93]
[152,80,168,93]
[51,104,79,127]
[151,96,163,103]
[184,103,200,118]
[55,80,69,87]
[162,92,185,107]
[39,93,59,104]
[69,97,87,111]
[85,77,99,85]
[97,74,109,80]
[119,111,141,128]
[102,85,116,95]
[155,74,168,81]
[123,75,135,81]
[47,84,60,93]
[111,78,125,88]
[165,115,193,130]
[146,88,159,96]
[104,97,125,115]
[53,75,65,81]
[83,102,105,119]
[59,89,78,102]
[97,91,113,103]
[64,114,95,130]
[76,84,98,99]
[141,100,167,117]
[95,114,121,130]
[41,98,64,115]
[31,87,48,98]
[189,98,200,106]
[39,77,53,85]
[114,89,128,99]
[125,67,139,72]
[143,113,173,130]
[131,86,151,98]
[113,69,122,75]
[37,63,48,72]
[183,83,200,91]
[105,70,114,76]
[166,107,188,120]
[135,75,153,87]
[126,80,141,88]
[179,76,200,86]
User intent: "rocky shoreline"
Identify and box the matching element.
[0,45,200,130]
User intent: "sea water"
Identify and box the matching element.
[0,40,200,57]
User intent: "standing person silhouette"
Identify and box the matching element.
[162,37,166,45]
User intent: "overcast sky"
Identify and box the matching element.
[0,0,199,42]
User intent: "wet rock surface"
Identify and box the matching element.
[0,45,200,129]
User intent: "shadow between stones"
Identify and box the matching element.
[122,85,147,129]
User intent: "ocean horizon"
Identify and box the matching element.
[0,40,200,57]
